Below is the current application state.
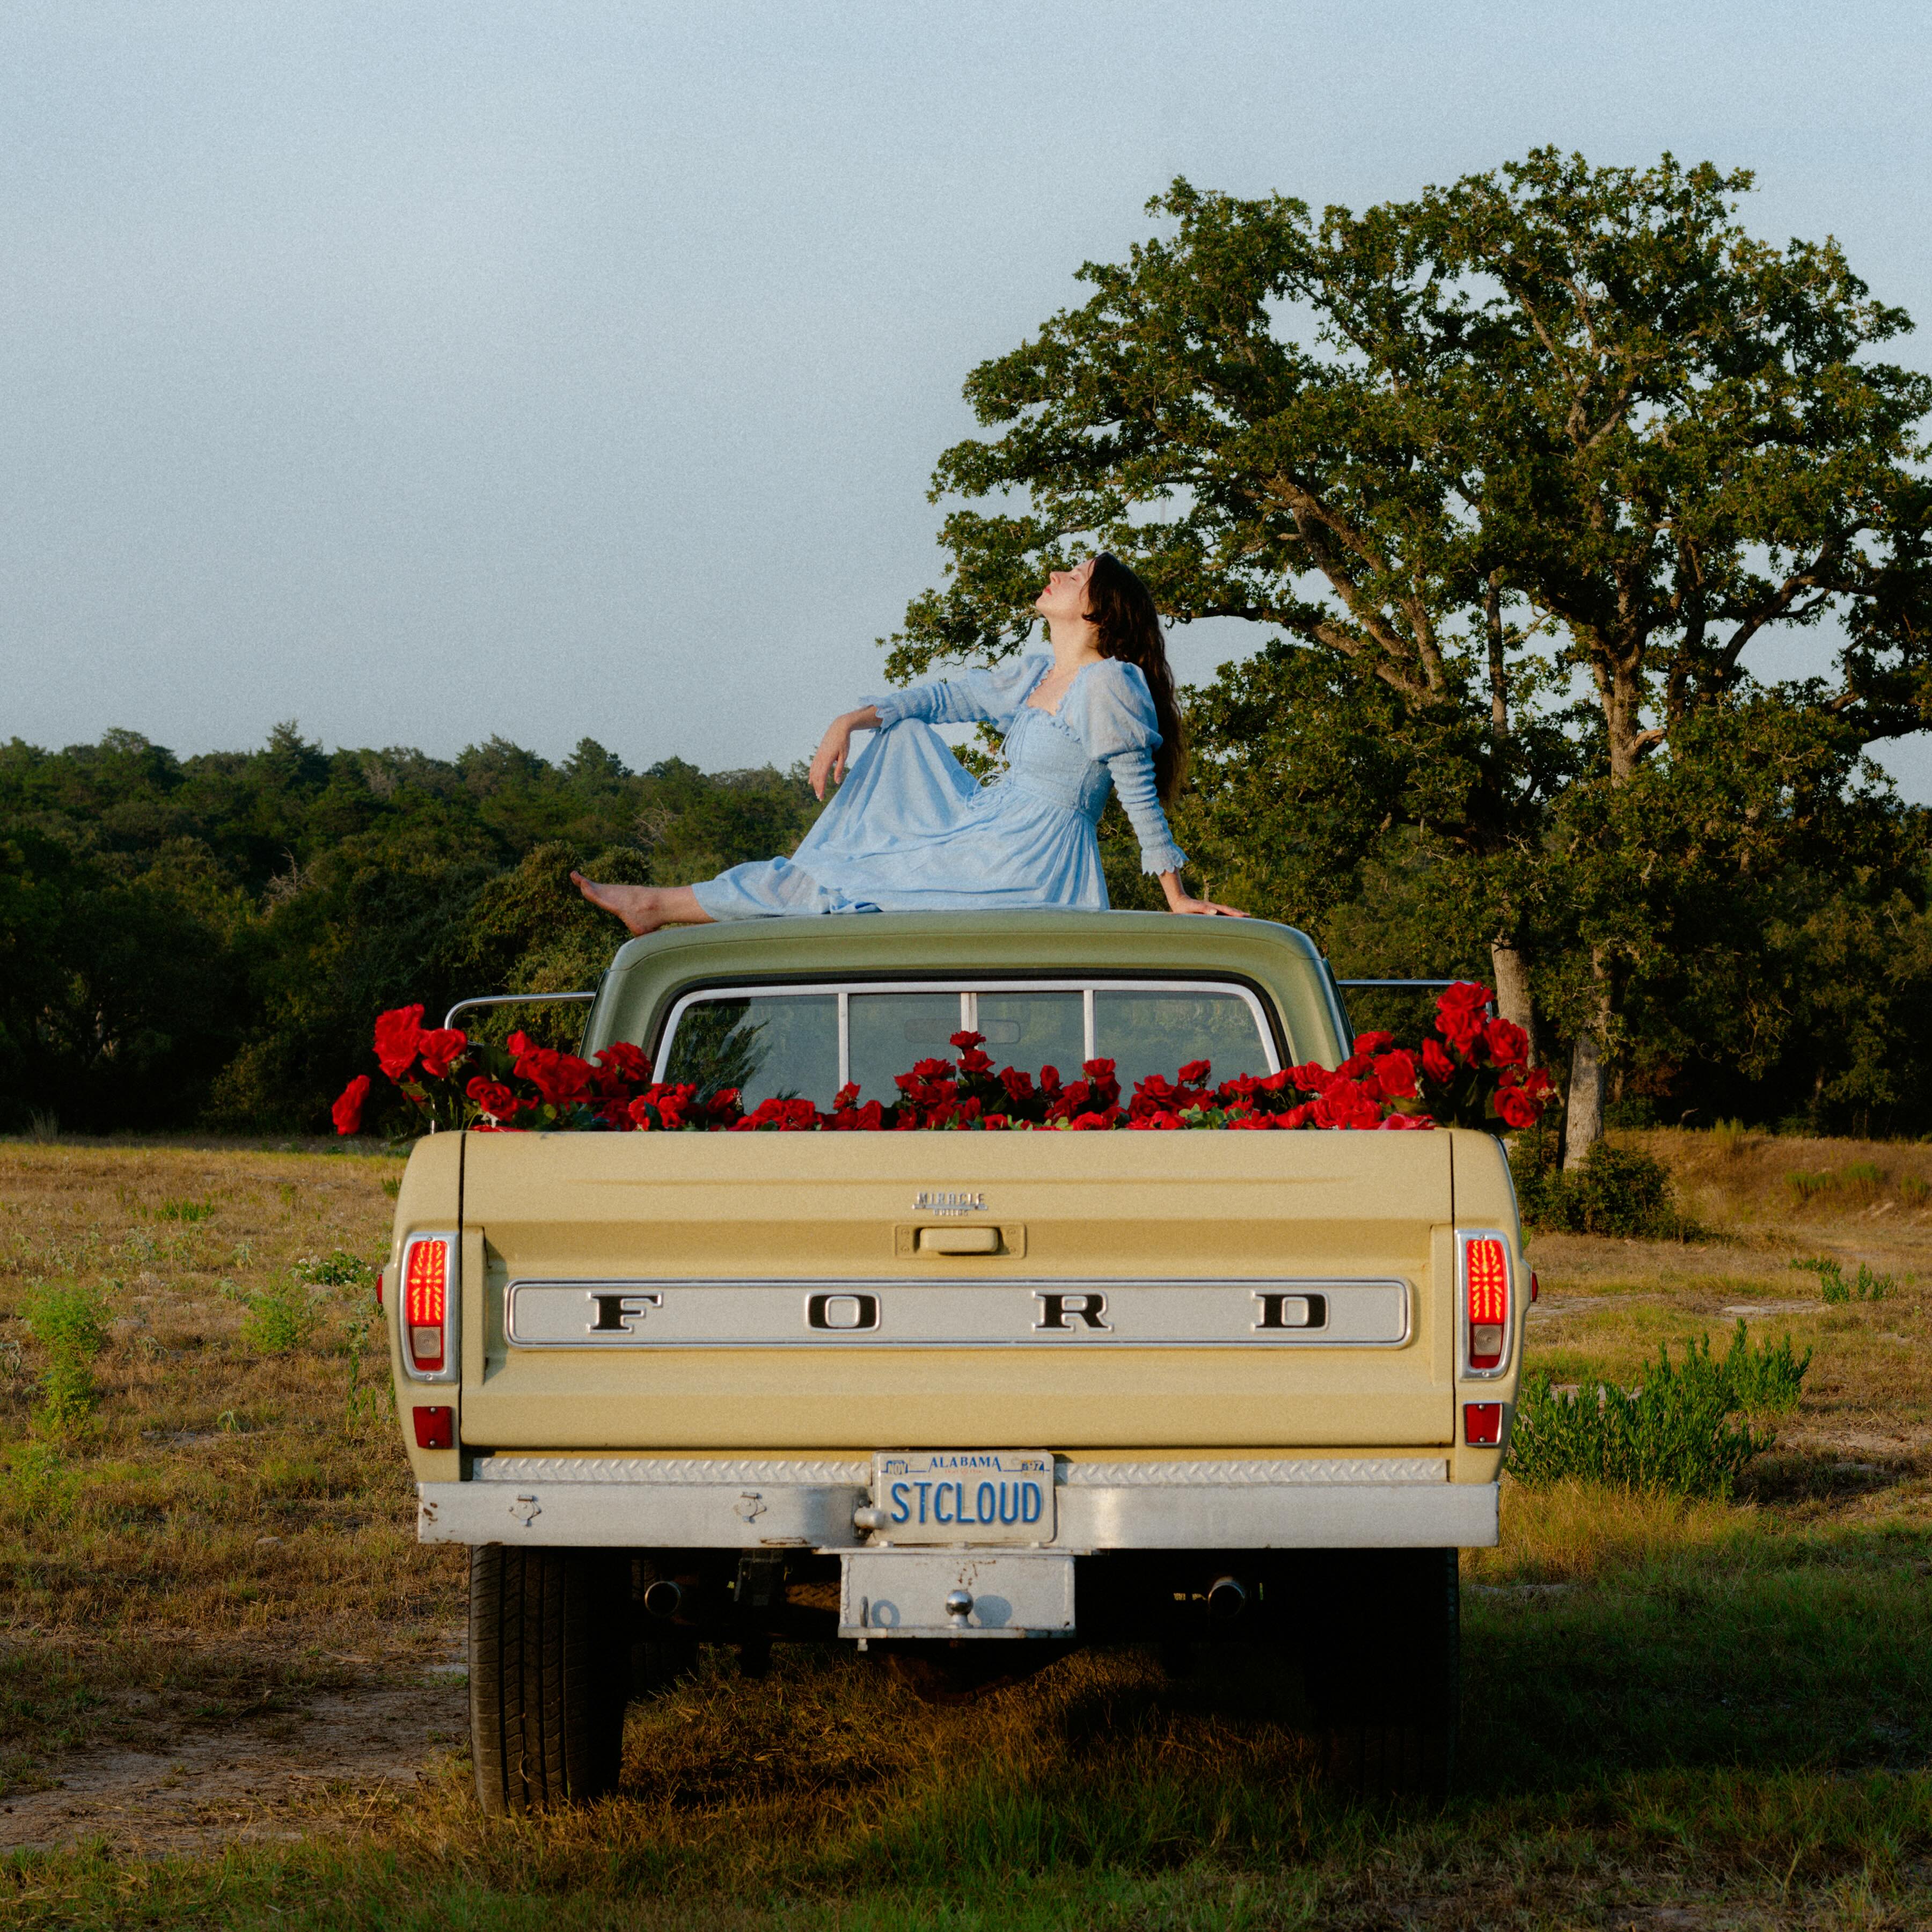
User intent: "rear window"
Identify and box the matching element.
[658,982,1276,1109]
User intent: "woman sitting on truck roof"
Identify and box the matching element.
[572,553,1246,932]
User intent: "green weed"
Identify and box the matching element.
[1791,1257,1897,1302]
[23,1280,109,1432]
[153,1196,215,1223]
[296,1247,376,1290]
[242,1280,318,1355]
[0,1441,80,1523]
[1508,1322,1807,1498]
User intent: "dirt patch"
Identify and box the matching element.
[0,1672,467,1855]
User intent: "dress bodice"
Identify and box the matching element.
[865,653,1186,878]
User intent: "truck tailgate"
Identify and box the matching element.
[458,1130,1459,1450]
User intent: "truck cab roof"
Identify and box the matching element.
[583,911,1351,1071]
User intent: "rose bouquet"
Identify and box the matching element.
[332,982,1552,1138]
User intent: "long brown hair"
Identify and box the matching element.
[1086,552,1185,802]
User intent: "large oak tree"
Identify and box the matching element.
[890,150,1932,1157]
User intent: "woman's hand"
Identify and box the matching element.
[809,708,880,800]
[1160,873,1248,918]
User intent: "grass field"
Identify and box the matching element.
[1,1129,1929,1929]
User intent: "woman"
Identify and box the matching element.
[572,553,1245,933]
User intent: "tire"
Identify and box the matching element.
[469,1545,629,1815]
[1302,1548,1459,1796]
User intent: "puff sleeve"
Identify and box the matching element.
[1065,661,1189,876]
[864,655,1046,732]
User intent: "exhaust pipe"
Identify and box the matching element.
[1205,1575,1247,1623]
[642,1578,684,1621]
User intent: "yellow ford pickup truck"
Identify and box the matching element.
[382,911,1524,1808]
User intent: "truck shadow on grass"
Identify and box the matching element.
[565,1514,1930,1902]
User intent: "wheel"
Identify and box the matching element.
[469,1545,629,1814]
[1301,1548,1459,1795]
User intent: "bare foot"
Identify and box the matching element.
[570,874,712,936]
[571,873,664,935]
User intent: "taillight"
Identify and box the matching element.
[1464,1401,1503,1445]
[1459,1229,1511,1375]
[400,1233,457,1381]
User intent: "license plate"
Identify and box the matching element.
[871,1450,1056,1545]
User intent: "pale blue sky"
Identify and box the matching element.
[3,2,1929,790]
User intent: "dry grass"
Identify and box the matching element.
[1,1129,1930,1928]
[0,1140,459,1792]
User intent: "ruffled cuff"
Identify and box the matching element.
[1138,836,1188,877]
[862,689,925,729]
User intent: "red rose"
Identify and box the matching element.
[1351,1031,1395,1055]
[466,1077,518,1121]
[1313,1081,1383,1130]
[416,1028,467,1079]
[1496,1086,1542,1129]
[957,1048,993,1075]
[1421,1038,1456,1086]
[513,1046,594,1109]
[1000,1068,1035,1104]
[1371,1050,1418,1100]
[949,1030,985,1051]
[1484,1018,1528,1067]
[1177,1059,1212,1086]
[1379,1113,1437,1131]
[373,1005,425,1080]
[596,1042,653,1087]
[332,1074,370,1136]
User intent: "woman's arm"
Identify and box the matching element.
[1107,747,1248,917]
[809,707,881,800]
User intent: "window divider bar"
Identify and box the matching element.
[1083,987,1096,1063]
[837,991,850,1092]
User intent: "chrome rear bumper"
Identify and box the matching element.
[416,1455,1497,1550]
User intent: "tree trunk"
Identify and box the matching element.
[1563,960,1612,1170]
[1488,942,1542,1067]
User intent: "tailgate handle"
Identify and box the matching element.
[918,1226,1002,1255]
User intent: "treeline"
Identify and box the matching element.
[0,726,821,1132]
[5,716,1931,1138]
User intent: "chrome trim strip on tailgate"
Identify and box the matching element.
[503,1277,1414,1349]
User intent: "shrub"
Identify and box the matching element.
[1510,1132,1684,1238]
[23,1280,109,1432]
[1507,1322,1806,1498]
[1719,1319,1811,1414]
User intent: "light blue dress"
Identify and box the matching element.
[692,654,1188,919]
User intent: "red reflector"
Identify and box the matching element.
[375,1270,385,1309]
[413,1406,454,1450]
[1529,1271,1539,1304]
[1464,1401,1503,1446]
